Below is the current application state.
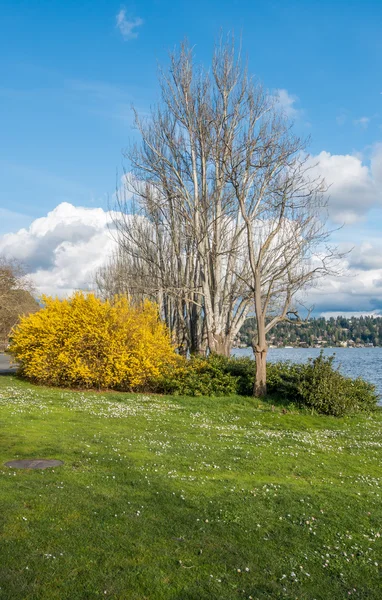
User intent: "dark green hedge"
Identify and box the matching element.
[154,352,379,416]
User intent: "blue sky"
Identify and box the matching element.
[1,0,382,313]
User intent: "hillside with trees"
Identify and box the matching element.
[238,315,382,348]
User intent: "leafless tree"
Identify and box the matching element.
[107,202,208,354]
[214,43,341,394]
[109,37,339,388]
[0,257,39,350]
[112,40,256,355]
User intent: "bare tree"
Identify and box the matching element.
[113,40,256,355]
[109,198,207,354]
[0,257,39,350]
[109,37,339,387]
[214,50,340,394]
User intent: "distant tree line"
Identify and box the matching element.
[238,315,382,347]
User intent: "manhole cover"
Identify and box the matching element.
[4,459,64,469]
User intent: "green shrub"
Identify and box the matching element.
[267,353,378,416]
[154,354,237,397]
[211,355,255,396]
[267,361,303,399]
[296,353,378,416]
[154,350,378,415]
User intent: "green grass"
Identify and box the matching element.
[0,375,381,599]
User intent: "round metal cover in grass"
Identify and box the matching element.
[4,459,63,469]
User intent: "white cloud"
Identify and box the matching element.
[2,143,382,313]
[116,8,143,40]
[371,142,382,185]
[274,89,300,119]
[0,203,118,297]
[353,116,370,129]
[308,269,382,313]
[308,145,382,224]
[346,242,382,271]
[321,310,382,318]
[304,239,382,314]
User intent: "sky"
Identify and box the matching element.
[0,0,382,315]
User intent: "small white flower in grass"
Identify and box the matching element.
[245,567,250,572]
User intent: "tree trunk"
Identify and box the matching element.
[189,302,202,355]
[214,333,232,357]
[253,344,268,397]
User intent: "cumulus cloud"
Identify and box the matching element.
[308,145,382,224]
[0,203,118,297]
[1,201,380,315]
[302,239,382,314]
[2,143,382,314]
[309,270,382,313]
[371,142,382,185]
[116,8,143,40]
[346,242,382,271]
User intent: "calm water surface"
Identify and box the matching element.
[232,346,382,399]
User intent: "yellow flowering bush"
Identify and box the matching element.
[9,292,177,390]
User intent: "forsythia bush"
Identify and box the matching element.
[9,292,177,390]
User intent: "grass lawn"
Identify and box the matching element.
[0,375,381,599]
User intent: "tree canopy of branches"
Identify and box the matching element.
[101,37,340,394]
[0,257,39,351]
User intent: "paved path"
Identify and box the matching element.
[0,354,17,374]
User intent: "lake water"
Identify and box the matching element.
[232,346,382,399]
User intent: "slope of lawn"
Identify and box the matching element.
[0,374,381,600]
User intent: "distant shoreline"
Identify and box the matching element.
[234,345,379,350]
